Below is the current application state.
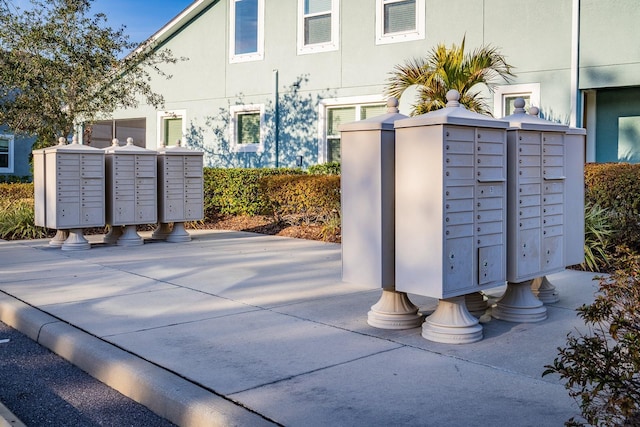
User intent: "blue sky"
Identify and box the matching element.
[92,0,195,45]
[8,0,195,46]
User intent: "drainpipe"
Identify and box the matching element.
[273,69,279,168]
[570,0,580,127]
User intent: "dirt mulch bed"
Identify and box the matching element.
[191,215,341,243]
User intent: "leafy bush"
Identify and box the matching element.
[0,198,48,240]
[544,251,640,426]
[202,167,304,218]
[0,175,31,183]
[307,161,340,175]
[259,174,340,225]
[581,202,615,272]
[0,182,34,199]
[584,163,640,252]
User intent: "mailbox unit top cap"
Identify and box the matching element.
[157,142,204,156]
[503,99,569,132]
[44,136,104,154]
[104,137,156,154]
[394,90,509,130]
[339,97,408,132]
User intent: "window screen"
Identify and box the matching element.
[0,138,9,169]
[304,0,332,45]
[384,0,416,34]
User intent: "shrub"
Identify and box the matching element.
[259,174,340,225]
[0,198,48,240]
[581,202,615,272]
[0,175,31,183]
[307,161,340,175]
[0,182,34,200]
[544,251,640,426]
[584,163,640,252]
[202,168,304,218]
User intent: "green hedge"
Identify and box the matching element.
[259,174,340,224]
[203,167,305,217]
[584,163,640,252]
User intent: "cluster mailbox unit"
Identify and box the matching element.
[393,91,509,343]
[492,100,585,322]
[103,138,157,246]
[339,98,422,330]
[155,143,204,242]
[33,138,105,250]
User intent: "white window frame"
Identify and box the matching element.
[297,0,340,55]
[157,110,187,147]
[230,0,265,63]
[493,83,541,118]
[230,104,266,153]
[376,0,425,45]
[318,95,386,163]
[0,134,14,174]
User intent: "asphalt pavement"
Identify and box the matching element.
[0,320,175,426]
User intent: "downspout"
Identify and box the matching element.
[273,69,279,168]
[570,0,580,127]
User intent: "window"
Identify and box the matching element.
[298,0,339,54]
[157,110,186,147]
[493,83,541,118]
[230,104,265,153]
[0,134,14,173]
[230,0,264,63]
[376,0,425,45]
[319,97,387,163]
[88,119,146,149]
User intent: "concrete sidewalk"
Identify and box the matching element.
[0,230,600,426]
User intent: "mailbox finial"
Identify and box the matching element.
[58,137,66,146]
[386,97,399,114]
[126,137,134,146]
[111,138,119,146]
[528,106,540,117]
[71,135,78,144]
[445,90,461,107]
[514,98,527,114]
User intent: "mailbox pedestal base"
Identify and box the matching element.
[118,225,144,246]
[422,296,483,344]
[465,292,489,318]
[531,276,560,304]
[492,280,547,322]
[49,230,69,247]
[152,222,172,240]
[167,222,191,243]
[61,229,90,251]
[367,289,422,330]
[103,225,122,245]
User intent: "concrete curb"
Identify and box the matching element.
[0,401,26,427]
[0,294,276,427]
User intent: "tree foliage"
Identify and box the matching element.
[544,251,640,426]
[385,37,515,116]
[0,0,182,146]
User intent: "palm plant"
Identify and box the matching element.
[385,37,515,116]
